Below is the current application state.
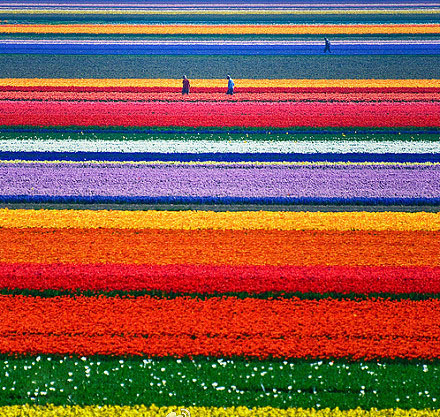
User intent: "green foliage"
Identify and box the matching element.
[0,356,439,409]
[1,130,439,142]
[1,11,439,25]
[1,55,439,79]
[2,289,440,301]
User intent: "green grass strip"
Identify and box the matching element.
[1,131,439,142]
[0,355,439,409]
[1,55,438,79]
[2,33,440,41]
[2,289,440,301]
[2,203,440,212]
[1,12,438,25]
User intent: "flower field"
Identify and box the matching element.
[1,1,440,416]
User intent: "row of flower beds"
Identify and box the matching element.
[2,2,440,415]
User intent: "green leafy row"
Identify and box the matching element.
[2,12,439,25]
[2,33,440,41]
[0,355,439,409]
[1,55,438,79]
[1,131,439,142]
[2,289,440,300]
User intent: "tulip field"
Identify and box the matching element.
[1,1,440,416]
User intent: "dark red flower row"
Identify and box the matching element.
[1,263,440,294]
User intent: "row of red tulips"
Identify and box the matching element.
[1,101,439,127]
[1,264,440,294]
[1,91,439,102]
[2,295,440,358]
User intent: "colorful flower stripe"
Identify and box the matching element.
[4,406,440,417]
[1,356,440,409]
[2,264,440,294]
[3,139,440,155]
[0,229,439,266]
[1,163,439,201]
[1,79,438,89]
[4,91,440,102]
[2,101,439,127]
[2,24,440,34]
[4,41,440,55]
[2,295,440,358]
[1,209,440,231]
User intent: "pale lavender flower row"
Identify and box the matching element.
[0,163,439,199]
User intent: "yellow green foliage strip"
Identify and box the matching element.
[1,405,440,417]
[2,209,440,231]
[2,24,440,35]
[1,78,439,88]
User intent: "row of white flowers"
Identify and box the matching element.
[1,139,440,154]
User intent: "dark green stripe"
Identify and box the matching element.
[2,203,440,212]
[1,133,440,142]
[0,355,438,408]
[3,33,440,41]
[1,129,439,140]
[2,289,440,300]
[2,12,439,24]
[1,55,439,79]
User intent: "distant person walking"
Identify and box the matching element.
[226,75,235,95]
[182,75,190,95]
[324,37,331,53]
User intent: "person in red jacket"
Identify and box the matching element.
[182,75,190,95]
